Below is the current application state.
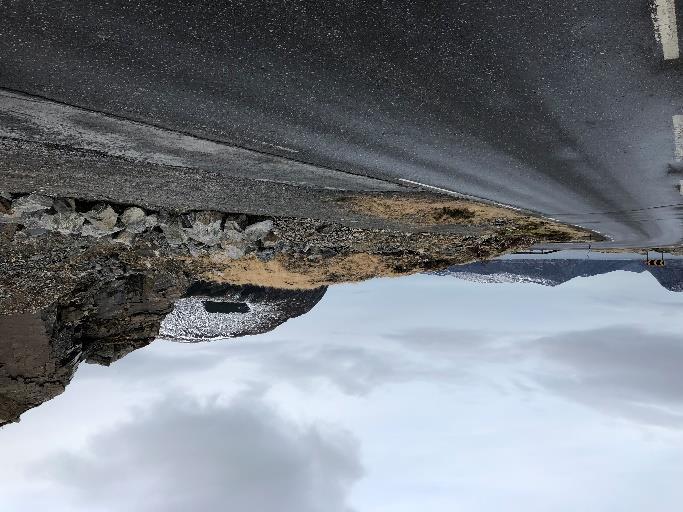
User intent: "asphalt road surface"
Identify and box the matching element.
[1,0,682,247]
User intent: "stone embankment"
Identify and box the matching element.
[1,191,277,260]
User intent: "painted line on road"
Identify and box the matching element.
[673,115,683,161]
[398,178,524,211]
[651,0,680,60]
[399,178,467,197]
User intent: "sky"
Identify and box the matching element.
[2,268,683,511]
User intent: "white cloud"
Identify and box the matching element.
[529,326,683,427]
[35,390,363,512]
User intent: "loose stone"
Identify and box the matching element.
[11,194,53,215]
[243,220,274,242]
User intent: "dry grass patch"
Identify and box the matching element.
[337,194,525,225]
[336,193,595,242]
[196,253,431,289]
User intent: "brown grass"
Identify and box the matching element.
[337,195,520,226]
[196,253,425,289]
[336,194,593,242]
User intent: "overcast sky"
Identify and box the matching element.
[2,269,683,511]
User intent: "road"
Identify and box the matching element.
[1,0,682,247]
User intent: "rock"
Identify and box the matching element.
[257,249,275,261]
[23,227,49,237]
[52,198,76,213]
[0,190,12,201]
[121,206,146,226]
[83,204,119,236]
[319,247,339,259]
[186,242,205,257]
[121,207,157,234]
[145,214,159,229]
[243,220,274,242]
[219,229,249,258]
[0,198,10,215]
[0,223,18,238]
[112,230,136,246]
[222,228,245,243]
[223,220,242,232]
[316,224,335,234]
[159,220,187,247]
[196,211,224,225]
[41,212,85,235]
[11,194,53,215]
[184,211,224,246]
[179,213,193,228]
[220,243,247,259]
[261,231,279,249]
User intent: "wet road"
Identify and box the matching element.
[1,0,683,246]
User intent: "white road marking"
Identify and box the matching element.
[398,178,524,211]
[248,138,299,153]
[399,178,467,196]
[673,115,683,161]
[651,0,680,60]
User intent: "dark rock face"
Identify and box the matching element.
[0,312,76,427]
[0,193,328,424]
[0,269,190,425]
[0,272,326,425]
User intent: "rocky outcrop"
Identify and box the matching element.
[0,196,331,425]
[0,311,77,427]
[0,265,190,425]
[0,267,327,425]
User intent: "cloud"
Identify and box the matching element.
[79,321,683,429]
[528,326,683,427]
[37,391,363,512]
[385,327,516,359]
[235,327,514,395]
[78,345,228,382]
